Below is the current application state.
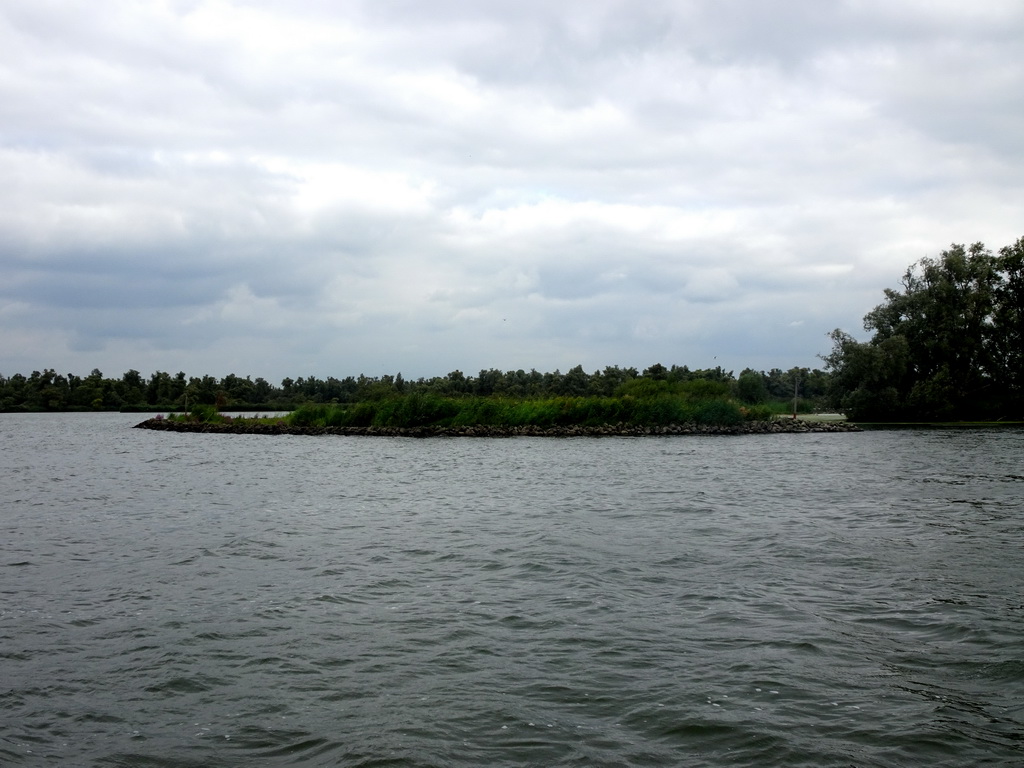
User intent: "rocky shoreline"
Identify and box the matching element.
[135,418,860,437]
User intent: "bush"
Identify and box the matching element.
[289,403,332,426]
[741,404,775,421]
[615,379,671,398]
[342,401,377,427]
[277,391,749,429]
[679,379,731,399]
[189,403,222,423]
[632,395,690,425]
[692,399,742,425]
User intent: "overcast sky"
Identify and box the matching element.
[2,1,1022,383]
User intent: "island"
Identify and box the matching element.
[134,394,860,436]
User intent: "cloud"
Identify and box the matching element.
[1,0,1022,381]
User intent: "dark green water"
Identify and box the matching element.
[2,413,1021,767]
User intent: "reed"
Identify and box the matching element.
[281,392,748,429]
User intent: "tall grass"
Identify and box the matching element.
[166,403,224,423]
[284,391,749,429]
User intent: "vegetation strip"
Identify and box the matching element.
[135,418,859,436]
[6,238,1023,425]
[2,363,824,414]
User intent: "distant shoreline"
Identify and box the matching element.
[134,418,861,437]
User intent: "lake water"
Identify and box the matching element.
[2,413,1022,767]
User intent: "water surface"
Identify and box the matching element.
[2,413,1021,766]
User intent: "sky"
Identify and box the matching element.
[2,0,1022,384]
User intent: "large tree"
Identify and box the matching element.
[824,239,1022,420]
[992,237,1024,403]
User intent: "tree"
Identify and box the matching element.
[736,370,768,404]
[992,237,1024,404]
[864,242,996,411]
[560,365,590,396]
[642,363,668,381]
[824,239,1021,419]
[146,371,176,405]
[186,375,219,405]
[118,369,146,405]
[823,330,909,419]
[445,370,467,395]
[474,369,502,396]
[252,377,274,402]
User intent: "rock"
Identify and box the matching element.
[135,418,861,437]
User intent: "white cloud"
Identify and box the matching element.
[0,0,1022,381]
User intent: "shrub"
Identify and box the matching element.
[342,401,377,427]
[190,403,222,423]
[615,379,671,398]
[276,391,749,429]
[679,379,731,399]
[289,403,331,426]
[692,399,742,425]
[741,404,775,421]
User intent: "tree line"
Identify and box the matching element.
[0,363,827,412]
[14,236,1012,421]
[823,237,1024,420]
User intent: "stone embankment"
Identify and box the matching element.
[135,418,860,437]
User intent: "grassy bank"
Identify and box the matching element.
[170,392,779,430]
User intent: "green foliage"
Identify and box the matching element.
[824,237,1024,420]
[737,370,768,404]
[2,359,831,419]
[992,237,1024,401]
[373,393,453,426]
[678,379,731,399]
[289,403,332,426]
[277,390,751,430]
[189,403,222,423]
[822,331,910,420]
[615,378,672,398]
[628,395,691,425]
[692,399,743,425]
[741,404,776,421]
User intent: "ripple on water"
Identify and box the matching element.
[1,418,1023,766]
